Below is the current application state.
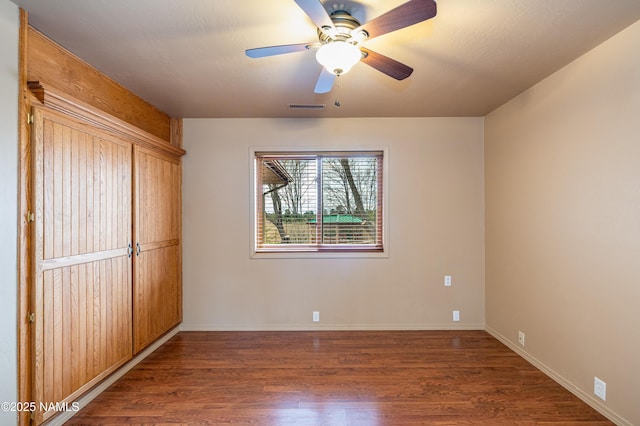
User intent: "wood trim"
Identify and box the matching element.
[28,81,185,158]
[17,8,32,426]
[30,105,44,426]
[26,26,171,142]
[139,239,180,253]
[40,248,130,271]
[170,118,183,149]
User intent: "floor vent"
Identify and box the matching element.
[288,104,325,110]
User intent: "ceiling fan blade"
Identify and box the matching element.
[360,48,413,80]
[314,68,337,93]
[294,0,335,31]
[246,43,311,58]
[355,0,437,40]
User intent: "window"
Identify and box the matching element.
[253,150,384,253]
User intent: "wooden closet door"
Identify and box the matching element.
[133,146,182,353]
[31,107,133,424]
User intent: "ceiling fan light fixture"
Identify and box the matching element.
[315,41,361,76]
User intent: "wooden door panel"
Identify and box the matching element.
[133,147,182,353]
[38,257,132,421]
[135,149,180,244]
[42,117,131,260]
[133,245,182,352]
[32,107,133,424]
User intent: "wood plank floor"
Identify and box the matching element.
[66,331,612,425]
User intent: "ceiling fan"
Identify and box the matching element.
[246,0,437,94]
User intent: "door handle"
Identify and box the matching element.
[127,243,133,258]
[136,242,141,257]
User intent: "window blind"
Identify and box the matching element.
[255,151,383,252]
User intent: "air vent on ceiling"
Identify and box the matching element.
[288,104,325,110]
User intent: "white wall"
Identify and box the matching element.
[485,20,640,426]
[182,117,485,331]
[0,2,19,426]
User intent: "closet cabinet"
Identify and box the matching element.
[133,147,182,353]
[29,85,184,425]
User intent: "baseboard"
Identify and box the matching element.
[484,325,631,426]
[46,326,181,426]
[180,322,486,331]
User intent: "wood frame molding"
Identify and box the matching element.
[170,117,183,149]
[17,8,32,426]
[28,81,185,158]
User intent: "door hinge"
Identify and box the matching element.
[28,312,35,323]
[27,211,35,223]
[27,113,34,124]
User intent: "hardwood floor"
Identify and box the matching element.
[66,331,612,425]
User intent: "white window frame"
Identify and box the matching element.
[249,146,389,259]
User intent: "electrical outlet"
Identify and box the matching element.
[594,377,606,401]
[518,331,525,346]
[444,275,452,287]
[312,311,320,322]
[452,310,460,321]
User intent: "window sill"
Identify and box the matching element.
[251,248,389,259]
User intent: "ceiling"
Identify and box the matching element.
[11,0,640,118]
